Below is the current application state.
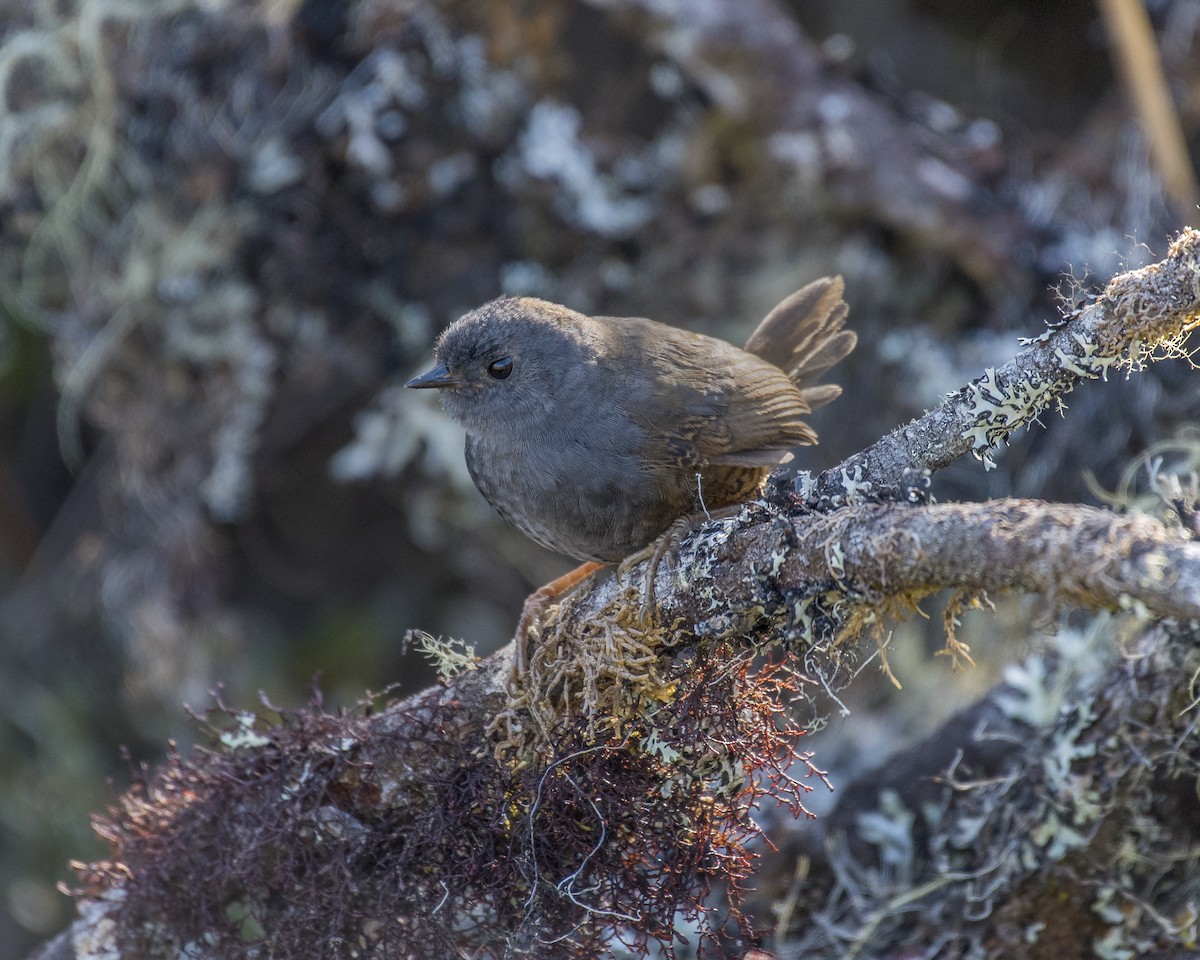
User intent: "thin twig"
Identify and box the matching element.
[1097,0,1200,222]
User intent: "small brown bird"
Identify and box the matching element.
[407,278,855,622]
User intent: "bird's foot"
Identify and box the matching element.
[618,506,745,621]
[616,517,693,622]
[513,561,606,676]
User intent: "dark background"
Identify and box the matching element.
[0,0,1196,954]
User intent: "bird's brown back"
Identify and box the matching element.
[695,276,856,511]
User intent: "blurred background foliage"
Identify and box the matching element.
[0,0,1197,954]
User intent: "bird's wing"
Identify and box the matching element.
[698,345,816,466]
[597,317,816,470]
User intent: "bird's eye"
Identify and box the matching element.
[487,357,513,380]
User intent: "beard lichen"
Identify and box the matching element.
[492,577,681,755]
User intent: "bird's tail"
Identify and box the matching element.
[743,276,856,411]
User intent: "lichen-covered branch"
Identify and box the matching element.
[59,491,1200,960]
[57,490,1200,959]
[501,494,1198,758]
[816,227,1200,498]
[568,498,1200,641]
[780,619,1200,959]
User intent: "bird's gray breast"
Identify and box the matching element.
[463,418,681,563]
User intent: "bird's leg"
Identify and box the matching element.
[513,561,607,674]
[619,504,743,621]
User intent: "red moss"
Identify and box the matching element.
[76,647,826,958]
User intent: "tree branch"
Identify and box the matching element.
[574,499,1200,640]
[815,227,1200,496]
[777,618,1200,959]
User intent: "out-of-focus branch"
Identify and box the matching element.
[587,0,1036,289]
[776,617,1200,959]
[1098,0,1200,222]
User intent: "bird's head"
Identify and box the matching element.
[406,297,598,434]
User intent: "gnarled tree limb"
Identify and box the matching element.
[775,617,1200,959]
[583,498,1200,638]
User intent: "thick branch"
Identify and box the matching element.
[561,499,1200,644]
[58,493,1199,960]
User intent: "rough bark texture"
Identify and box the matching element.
[774,619,1200,960]
[816,228,1200,496]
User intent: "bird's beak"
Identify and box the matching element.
[405,362,459,390]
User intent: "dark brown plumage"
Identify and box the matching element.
[406,277,855,563]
